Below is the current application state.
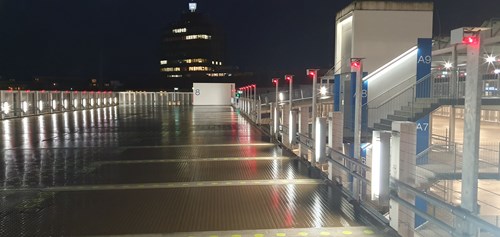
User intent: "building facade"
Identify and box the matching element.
[160,2,237,89]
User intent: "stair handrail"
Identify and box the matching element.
[365,72,435,110]
[364,76,416,109]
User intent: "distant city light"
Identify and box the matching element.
[444,62,453,69]
[185,34,211,40]
[189,2,197,12]
[486,55,496,64]
[494,69,500,74]
[279,92,284,102]
[320,86,327,96]
[172,28,187,34]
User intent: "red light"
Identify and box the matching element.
[351,61,361,68]
[307,69,317,78]
[285,75,292,81]
[252,84,256,88]
[25,90,30,93]
[463,36,478,45]
[272,79,278,85]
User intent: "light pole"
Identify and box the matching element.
[272,78,279,137]
[351,58,363,200]
[252,84,257,121]
[285,75,294,144]
[174,87,179,105]
[351,58,363,163]
[307,69,319,165]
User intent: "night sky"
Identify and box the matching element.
[0,0,498,89]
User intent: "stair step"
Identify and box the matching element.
[401,106,425,113]
[374,123,391,131]
[380,118,393,126]
[388,114,411,121]
[394,110,412,117]
[415,98,439,104]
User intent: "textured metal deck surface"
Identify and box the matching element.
[0,105,375,236]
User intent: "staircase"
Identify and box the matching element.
[373,97,442,130]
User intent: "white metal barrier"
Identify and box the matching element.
[118,91,193,106]
[0,90,118,119]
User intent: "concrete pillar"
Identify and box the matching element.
[371,130,391,206]
[315,117,327,163]
[390,121,416,237]
[257,99,262,125]
[274,103,281,140]
[328,112,334,149]
[331,112,344,152]
[289,109,297,146]
[299,106,310,159]
[282,105,290,147]
[460,32,485,237]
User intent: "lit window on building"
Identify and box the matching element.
[172,28,187,33]
[167,75,182,78]
[188,66,210,71]
[161,67,181,72]
[160,60,168,65]
[183,58,207,64]
[185,34,211,40]
[207,73,227,77]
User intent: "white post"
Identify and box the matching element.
[315,117,327,163]
[461,31,484,237]
[390,122,417,237]
[352,58,364,199]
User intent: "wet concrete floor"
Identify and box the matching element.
[0,105,372,236]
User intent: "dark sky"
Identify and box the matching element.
[0,0,498,88]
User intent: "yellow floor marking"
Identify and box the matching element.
[254,234,264,237]
[342,230,353,235]
[298,232,308,236]
[209,235,218,237]
[231,235,242,237]
[363,229,374,235]
[276,233,286,236]
[320,232,331,236]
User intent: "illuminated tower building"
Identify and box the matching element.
[160,2,234,88]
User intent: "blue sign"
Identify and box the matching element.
[334,74,341,112]
[416,38,432,98]
[350,72,368,132]
[415,38,433,228]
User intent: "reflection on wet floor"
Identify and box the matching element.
[0,105,368,236]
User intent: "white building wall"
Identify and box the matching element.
[351,10,433,73]
[192,83,234,106]
[335,3,433,74]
